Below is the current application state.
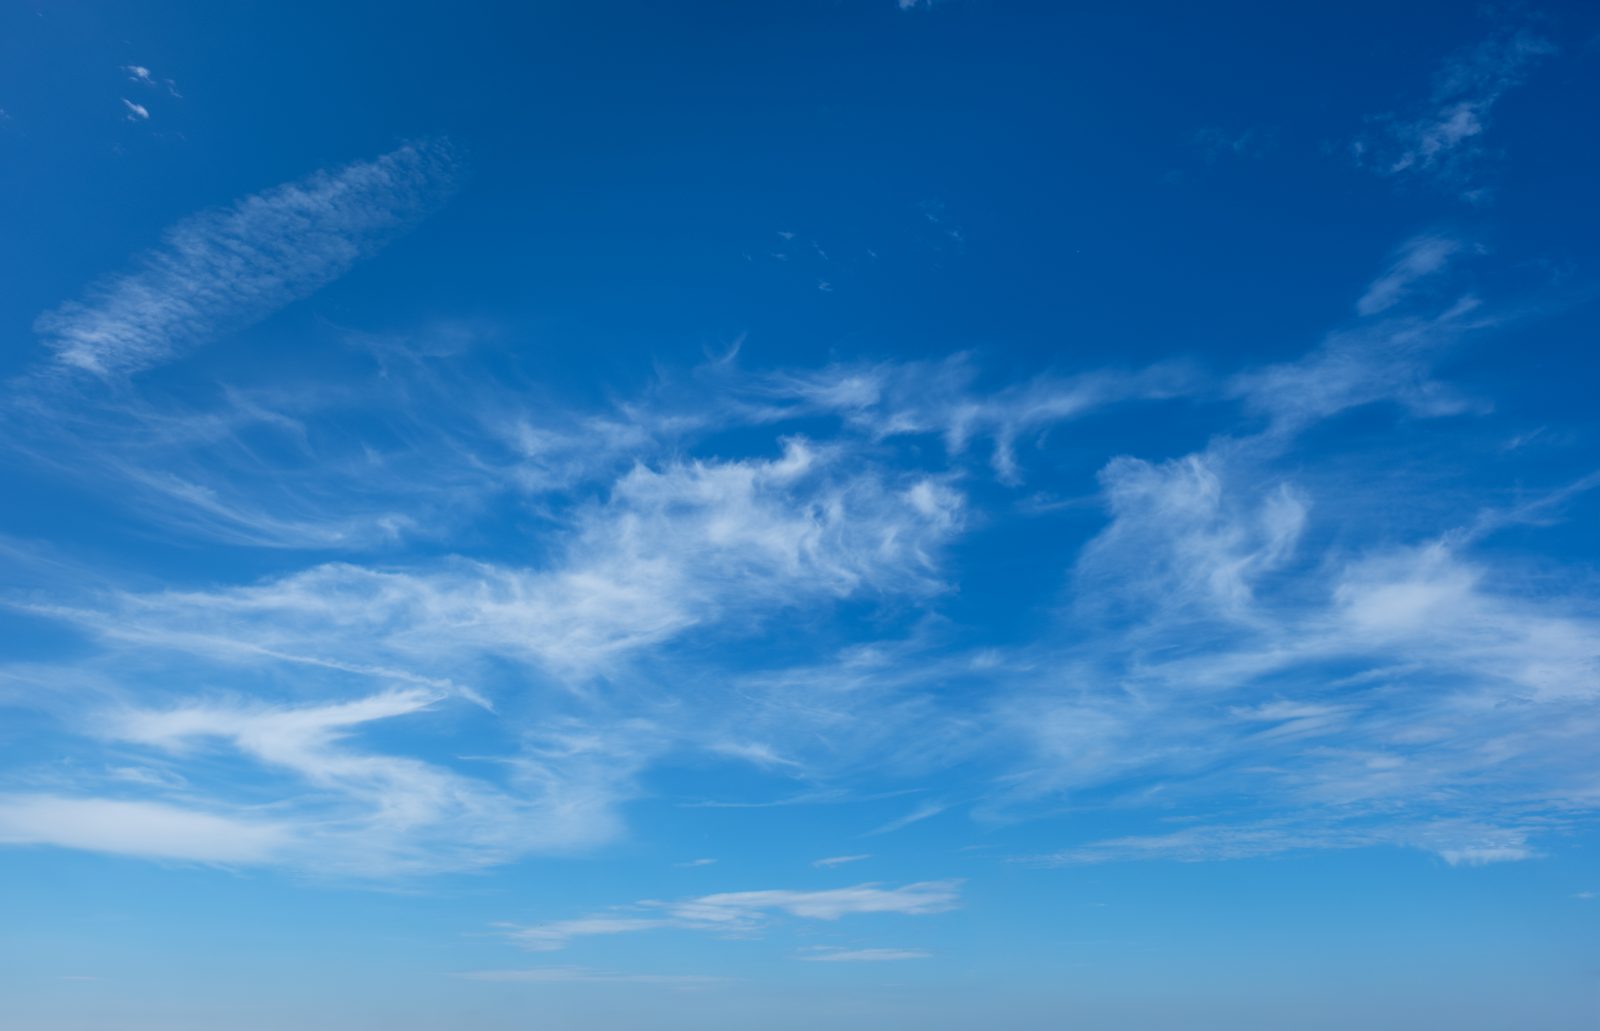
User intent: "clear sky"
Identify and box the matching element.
[2,2,1598,1028]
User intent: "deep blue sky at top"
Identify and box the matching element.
[7,1,1596,380]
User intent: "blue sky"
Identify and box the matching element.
[2,2,1599,1027]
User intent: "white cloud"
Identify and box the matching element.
[505,915,673,951]
[707,741,803,770]
[0,794,287,864]
[813,854,872,868]
[34,140,457,376]
[123,64,180,97]
[1228,296,1486,436]
[1027,820,1538,868]
[766,355,1197,484]
[59,688,639,876]
[867,799,949,836]
[1356,235,1464,316]
[1436,843,1534,867]
[5,321,1190,555]
[500,880,961,951]
[121,99,149,121]
[999,449,1600,865]
[1357,27,1556,184]
[2,434,972,874]
[1073,450,1307,621]
[45,439,963,682]
[969,244,1600,863]
[675,881,960,921]
[5,223,1598,885]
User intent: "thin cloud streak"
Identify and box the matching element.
[1355,24,1556,187]
[813,854,872,868]
[34,140,457,376]
[499,880,963,951]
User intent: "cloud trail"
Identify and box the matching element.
[34,140,457,376]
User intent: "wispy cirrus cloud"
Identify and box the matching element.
[0,793,289,864]
[813,854,872,868]
[1356,234,1466,316]
[33,140,457,376]
[14,687,640,877]
[31,438,964,679]
[498,880,962,951]
[1355,25,1556,188]
[867,799,949,836]
[720,243,1599,869]
[994,348,1600,867]
[1021,820,1539,867]
[765,354,1198,484]
[2,218,1596,885]
[1227,295,1487,437]
[10,262,1191,553]
[0,435,967,874]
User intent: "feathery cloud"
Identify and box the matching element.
[34,140,457,376]
[500,880,962,951]
[813,854,872,868]
[1356,235,1464,316]
[1356,27,1555,186]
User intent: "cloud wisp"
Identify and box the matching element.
[33,140,457,376]
[124,64,181,97]
[813,854,872,869]
[497,880,962,951]
[1355,25,1555,188]
[0,793,289,864]
[0,686,640,876]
